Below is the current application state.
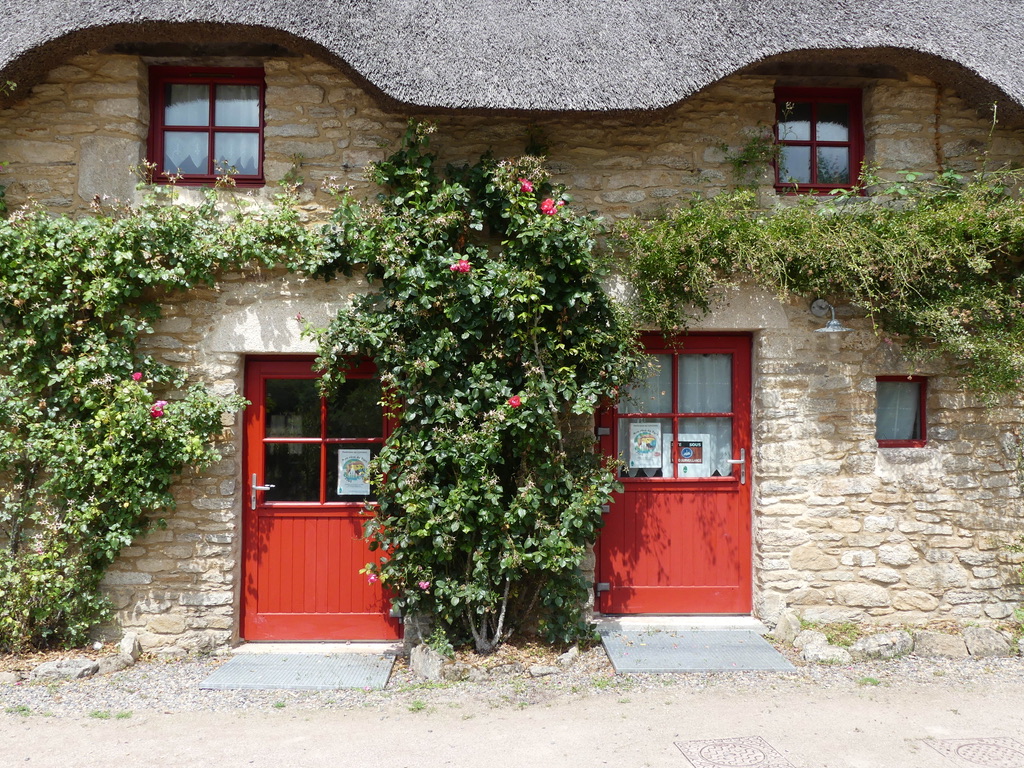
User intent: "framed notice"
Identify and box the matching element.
[675,433,712,478]
[628,422,663,468]
[337,449,372,495]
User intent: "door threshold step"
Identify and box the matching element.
[232,641,403,656]
[595,616,768,635]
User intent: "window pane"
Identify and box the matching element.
[164,83,210,126]
[620,354,672,413]
[327,379,384,438]
[779,145,811,184]
[328,444,381,502]
[679,354,731,413]
[618,417,673,478]
[817,102,850,142]
[677,417,733,478]
[265,379,320,438]
[876,381,922,440]
[264,443,320,502]
[817,146,851,185]
[214,132,259,176]
[215,84,260,127]
[163,131,209,175]
[778,101,812,141]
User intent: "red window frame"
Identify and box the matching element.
[876,375,927,448]
[775,86,863,194]
[148,66,266,187]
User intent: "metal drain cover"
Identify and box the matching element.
[676,736,796,768]
[199,653,394,691]
[926,738,1024,768]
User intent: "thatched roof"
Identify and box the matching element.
[0,1,1022,114]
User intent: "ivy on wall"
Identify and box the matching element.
[0,189,316,651]
[615,169,1024,396]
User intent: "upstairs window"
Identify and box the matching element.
[876,376,927,447]
[775,87,863,193]
[148,66,265,186]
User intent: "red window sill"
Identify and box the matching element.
[877,440,927,448]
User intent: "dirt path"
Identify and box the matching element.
[3,679,1023,767]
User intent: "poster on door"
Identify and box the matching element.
[628,422,663,468]
[675,433,712,478]
[337,449,372,495]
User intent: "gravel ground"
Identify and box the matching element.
[2,643,1023,719]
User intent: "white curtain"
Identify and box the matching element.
[876,381,921,440]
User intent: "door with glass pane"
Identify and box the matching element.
[242,358,401,641]
[596,335,752,614]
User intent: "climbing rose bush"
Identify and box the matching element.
[308,121,641,652]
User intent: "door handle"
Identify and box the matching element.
[251,473,275,510]
[725,449,746,485]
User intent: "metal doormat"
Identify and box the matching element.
[199,653,394,691]
[925,738,1024,768]
[676,737,796,768]
[600,630,795,673]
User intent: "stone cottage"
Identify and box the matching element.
[0,1,1022,653]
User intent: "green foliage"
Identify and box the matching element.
[307,122,641,652]
[615,168,1024,396]
[0,187,313,651]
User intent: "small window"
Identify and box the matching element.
[148,66,265,186]
[876,376,926,447]
[775,87,863,193]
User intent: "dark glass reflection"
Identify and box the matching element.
[817,103,850,142]
[266,379,320,438]
[265,443,320,502]
[327,379,384,438]
[778,101,811,141]
[327,444,381,501]
[817,147,851,184]
[779,145,811,184]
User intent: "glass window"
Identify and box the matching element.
[876,378,926,445]
[775,88,862,192]
[617,348,737,480]
[150,67,264,185]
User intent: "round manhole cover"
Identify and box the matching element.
[697,743,769,766]
[954,742,1024,767]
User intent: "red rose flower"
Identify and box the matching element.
[449,259,471,273]
[540,198,558,215]
[508,395,522,408]
[519,178,534,193]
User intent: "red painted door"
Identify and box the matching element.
[242,358,401,641]
[597,334,752,614]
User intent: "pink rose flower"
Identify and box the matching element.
[540,198,558,215]
[519,178,534,193]
[367,573,379,584]
[418,580,430,590]
[150,400,168,418]
[131,372,142,381]
[508,395,522,408]
[449,259,471,273]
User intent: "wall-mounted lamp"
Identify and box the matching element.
[810,298,852,333]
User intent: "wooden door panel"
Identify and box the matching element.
[242,357,401,641]
[597,334,752,615]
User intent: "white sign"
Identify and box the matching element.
[628,422,663,468]
[337,449,372,495]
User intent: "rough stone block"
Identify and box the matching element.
[912,631,969,659]
[31,659,99,680]
[836,583,891,608]
[963,627,1011,657]
[851,631,914,660]
[790,545,839,570]
[878,544,919,566]
[892,590,940,612]
[119,632,142,661]
[97,654,135,675]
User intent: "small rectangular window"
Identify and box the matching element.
[775,87,863,193]
[876,376,926,447]
[148,66,265,187]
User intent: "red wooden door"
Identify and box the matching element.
[597,334,752,614]
[242,358,401,641]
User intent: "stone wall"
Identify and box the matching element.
[1,48,1022,651]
